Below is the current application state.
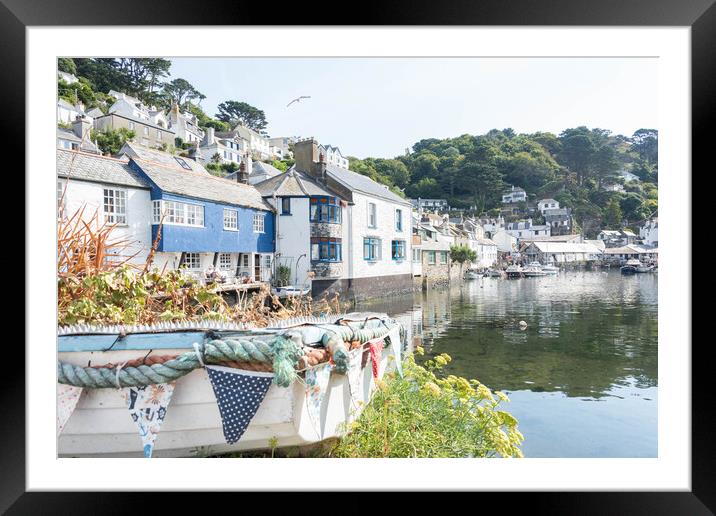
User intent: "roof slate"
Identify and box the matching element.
[323,164,410,205]
[56,149,149,189]
[254,167,334,197]
[121,143,273,211]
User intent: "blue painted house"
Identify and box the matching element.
[120,143,275,282]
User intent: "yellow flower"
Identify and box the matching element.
[422,381,441,397]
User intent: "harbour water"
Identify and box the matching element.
[355,270,658,458]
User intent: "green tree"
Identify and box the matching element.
[91,128,135,155]
[603,197,623,229]
[449,244,477,277]
[163,78,205,108]
[216,100,268,131]
[58,58,77,75]
[631,128,658,164]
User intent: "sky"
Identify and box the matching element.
[169,57,657,159]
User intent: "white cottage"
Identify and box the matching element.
[255,139,413,300]
[56,149,153,265]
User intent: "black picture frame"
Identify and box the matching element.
[7,0,712,512]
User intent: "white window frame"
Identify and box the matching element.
[182,252,201,270]
[57,179,66,211]
[103,188,127,225]
[253,213,265,233]
[128,121,135,130]
[368,202,377,228]
[219,253,232,270]
[223,208,239,231]
[151,200,204,227]
[395,208,403,232]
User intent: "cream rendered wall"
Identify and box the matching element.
[347,192,412,279]
[59,179,153,265]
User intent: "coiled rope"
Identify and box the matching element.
[57,322,400,389]
[58,334,303,389]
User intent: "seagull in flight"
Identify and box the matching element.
[287,96,311,107]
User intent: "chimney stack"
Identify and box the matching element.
[237,160,250,184]
[293,138,319,174]
[205,126,215,145]
[72,116,92,142]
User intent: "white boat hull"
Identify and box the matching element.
[58,345,394,458]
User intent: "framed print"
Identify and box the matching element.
[9,0,713,512]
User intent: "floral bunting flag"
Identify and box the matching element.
[387,327,404,378]
[205,365,273,445]
[369,339,384,379]
[122,382,176,458]
[304,361,333,439]
[346,347,364,406]
[57,383,83,436]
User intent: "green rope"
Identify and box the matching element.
[57,323,401,389]
[57,335,304,389]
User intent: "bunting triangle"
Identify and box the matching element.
[57,383,83,436]
[205,365,273,445]
[387,327,404,378]
[369,339,384,379]
[346,347,364,407]
[122,382,176,458]
[304,361,333,439]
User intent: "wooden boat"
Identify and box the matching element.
[57,313,405,458]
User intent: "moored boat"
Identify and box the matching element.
[541,264,559,275]
[505,265,524,278]
[57,313,405,458]
[523,262,547,277]
[464,268,483,279]
[271,285,311,298]
[620,259,641,274]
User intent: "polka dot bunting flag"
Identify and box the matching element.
[205,365,274,445]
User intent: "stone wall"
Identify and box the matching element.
[310,222,342,238]
[311,261,343,279]
[312,273,413,302]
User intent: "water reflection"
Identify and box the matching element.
[355,271,658,457]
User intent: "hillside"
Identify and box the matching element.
[348,128,657,237]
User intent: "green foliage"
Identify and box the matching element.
[329,349,524,458]
[275,265,292,287]
[58,58,77,75]
[604,197,623,229]
[163,78,205,108]
[271,160,288,172]
[347,126,656,236]
[449,244,477,266]
[216,100,268,131]
[58,265,228,326]
[91,128,135,155]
